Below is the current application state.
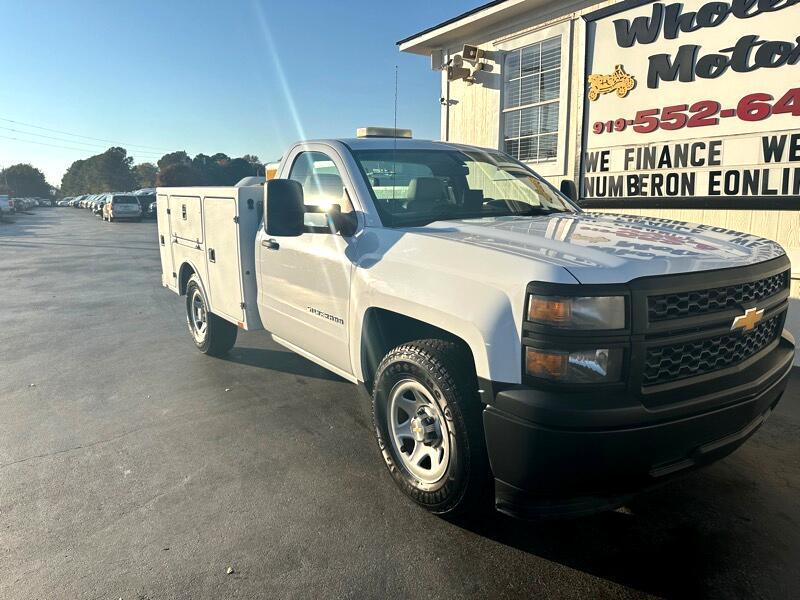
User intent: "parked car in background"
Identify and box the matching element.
[93,199,106,217]
[14,198,32,211]
[147,200,157,219]
[137,193,156,218]
[0,195,11,216]
[103,194,142,222]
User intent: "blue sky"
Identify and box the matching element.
[0,0,481,185]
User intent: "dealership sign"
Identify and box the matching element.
[581,0,800,207]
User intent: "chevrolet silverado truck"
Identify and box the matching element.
[157,128,795,518]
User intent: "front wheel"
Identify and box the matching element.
[185,274,237,356]
[372,339,490,516]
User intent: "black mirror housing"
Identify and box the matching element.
[265,179,304,237]
[560,179,579,202]
[326,204,358,237]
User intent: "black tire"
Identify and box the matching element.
[185,274,237,357]
[372,339,490,516]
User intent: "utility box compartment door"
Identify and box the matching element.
[156,193,176,290]
[171,195,203,246]
[203,196,244,323]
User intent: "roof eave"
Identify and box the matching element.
[398,0,567,55]
[397,0,509,54]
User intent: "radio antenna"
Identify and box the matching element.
[392,65,398,206]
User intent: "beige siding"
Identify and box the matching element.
[447,72,500,150]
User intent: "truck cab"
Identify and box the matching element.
[157,130,794,518]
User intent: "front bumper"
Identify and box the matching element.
[482,331,795,518]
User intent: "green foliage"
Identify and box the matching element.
[61,147,138,195]
[1,163,51,197]
[156,152,263,187]
[134,163,158,188]
[58,148,264,193]
[157,151,191,171]
[156,163,204,187]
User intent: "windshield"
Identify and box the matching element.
[352,148,576,227]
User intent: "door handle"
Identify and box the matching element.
[261,238,280,250]
[208,248,216,262]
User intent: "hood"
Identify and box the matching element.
[404,212,786,284]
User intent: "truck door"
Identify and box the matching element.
[256,148,355,375]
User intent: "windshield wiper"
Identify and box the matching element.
[390,206,560,228]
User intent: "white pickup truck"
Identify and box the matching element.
[157,129,795,518]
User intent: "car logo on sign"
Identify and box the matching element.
[731,307,764,332]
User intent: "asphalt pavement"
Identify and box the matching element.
[1,208,799,599]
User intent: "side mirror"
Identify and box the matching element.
[327,204,358,237]
[560,179,579,202]
[265,179,304,237]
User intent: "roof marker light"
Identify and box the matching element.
[356,127,412,139]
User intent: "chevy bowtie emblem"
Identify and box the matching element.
[731,307,764,332]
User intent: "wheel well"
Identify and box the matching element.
[360,308,475,390]
[178,263,195,296]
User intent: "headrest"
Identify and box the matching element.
[407,177,447,204]
[303,174,343,201]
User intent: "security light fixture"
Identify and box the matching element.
[462,44,484,63]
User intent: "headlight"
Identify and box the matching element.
[525,347,623,383]
[527,295,625,329]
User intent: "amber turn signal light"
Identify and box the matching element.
[528,297,571,323]
[525,348,568,378]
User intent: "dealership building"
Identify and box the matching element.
[399,0,800,363]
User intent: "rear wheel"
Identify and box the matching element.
[185,274,237,356]
[372,339,490,516]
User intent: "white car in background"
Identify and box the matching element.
[103,193,143,222]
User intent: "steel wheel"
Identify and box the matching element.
[188,288,208,343]
[388,379,451,485]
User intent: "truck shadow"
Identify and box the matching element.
[449,368,800,598]
[222,346,343,382]
[450,474,754,598]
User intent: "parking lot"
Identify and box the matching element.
[1,208,799,599]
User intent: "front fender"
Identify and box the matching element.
[347,228,576,384]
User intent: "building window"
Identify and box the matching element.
[502,36,561,163]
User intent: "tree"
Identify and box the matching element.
[223,157,262,184]
[156,163,205,187]
[1,163,51,197]
[134,163,158,188]
[60,147,138,195]
[157,151,191,171]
